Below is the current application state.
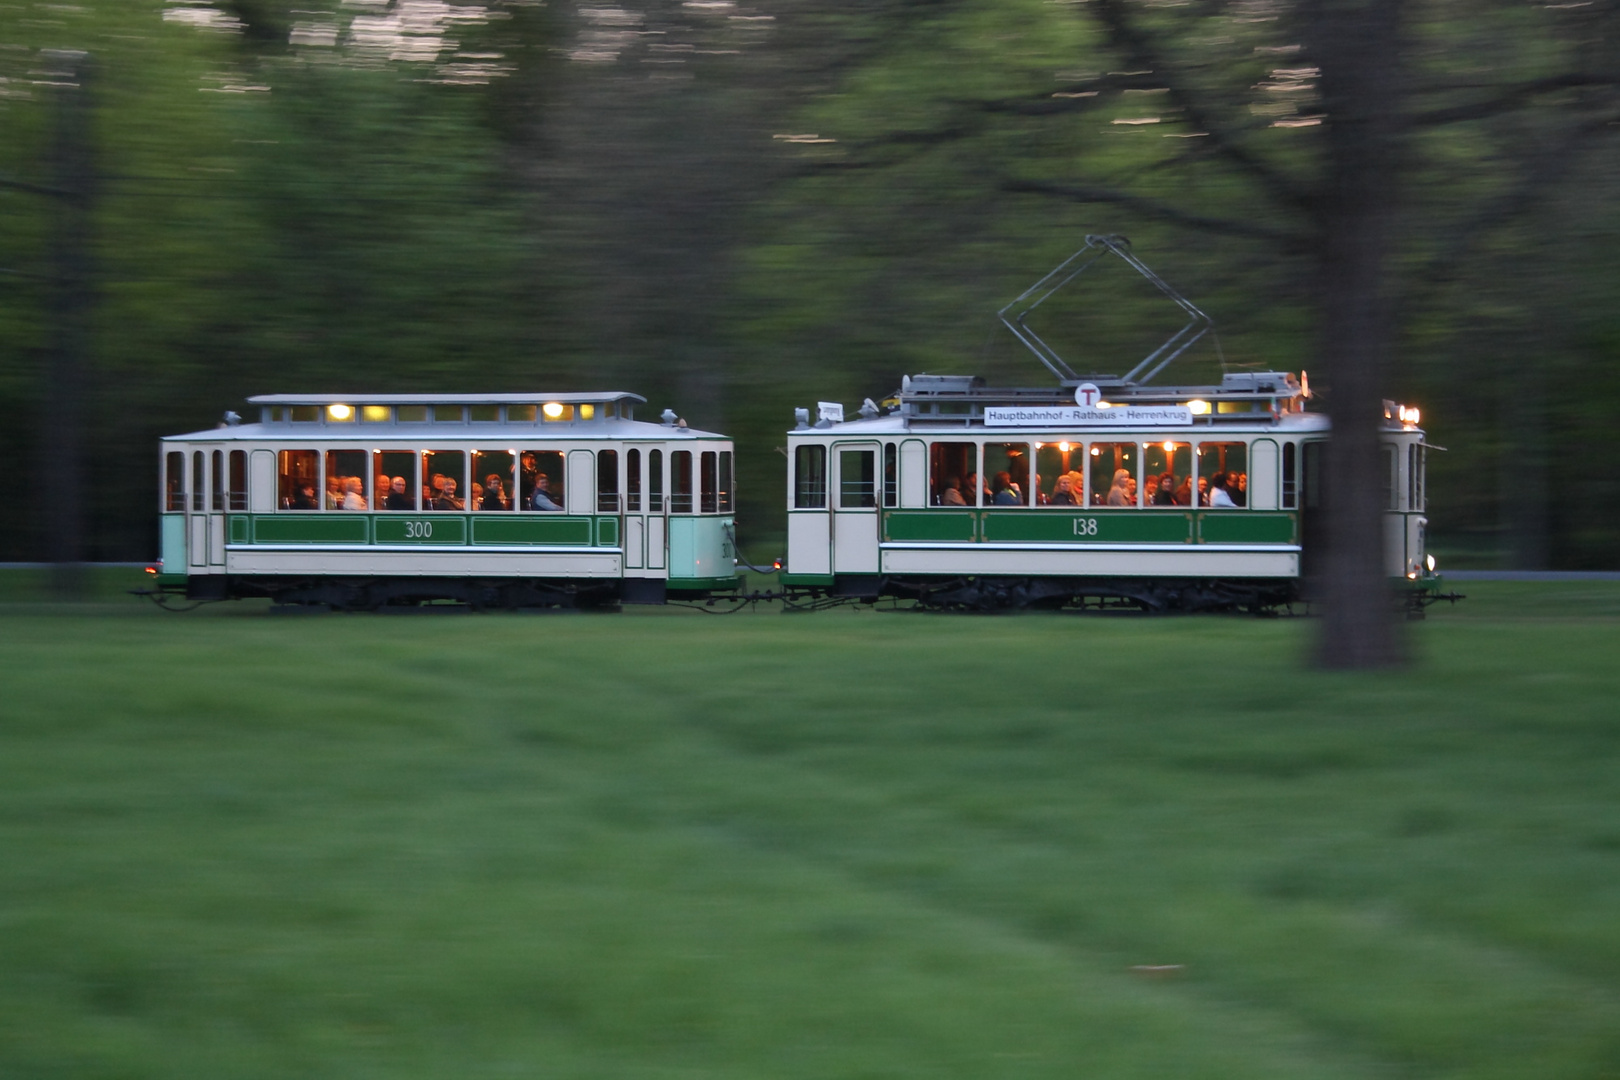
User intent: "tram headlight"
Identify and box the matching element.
[1426,554,1436,573]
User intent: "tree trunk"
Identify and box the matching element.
[1308,0,1408,668]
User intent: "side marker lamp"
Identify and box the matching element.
[1426,554,1437,573]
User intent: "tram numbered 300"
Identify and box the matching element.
[152,393,741,609]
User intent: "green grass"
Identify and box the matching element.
[2,585,1618,1078]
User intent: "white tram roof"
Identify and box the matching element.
[246,392,646,406]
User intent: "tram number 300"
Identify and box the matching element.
[405,521,433,539]
[1071,517,1099,536]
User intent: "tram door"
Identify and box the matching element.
[207,449,227,566]
[188,450,207,568]
[622,446,667,575]
[832,441,880,574]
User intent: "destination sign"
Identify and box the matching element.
[983,405,1193,427]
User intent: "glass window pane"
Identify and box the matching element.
[290,405,319,423]
[424,450,466,509]
[469,405,499,423]
[325,449,369,510]
[434,405,466,424]
[928,441,975,506]
[984,443,1030,506]
[649,449,663,511]
[627,448,642,512]
[839,449,876,508]
[701,451,718,513]
[361,405,391,423]
[598,449,620,512]
[211,450,225,511]
[472,450,515,511]
[1197,442,1248,507]
[279,450,318,510]
[166,451,185,511]
[718,451,733,512]
[1035,442,1083,506]
[397,405,428,423]
[1282,443,1298,509]
[671,450,694,513]
[541,403,574,422]
[882,443,897,507]
[374,450,417,511]
[579,404,596,420]
[229,451,247,511]
[1141,441,1192,507]
[508,404,536,423]
[794,445,826,509]
[192,451,205,511]
[326,404,356,423]
[1089,444,1140,507]
[522,450,564,510]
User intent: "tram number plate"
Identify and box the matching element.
[1071,517,1099,537]
[404,520,433,539]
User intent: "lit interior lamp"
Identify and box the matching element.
[542,402,565,420]
[1090,447,1101,457]
[327,403,353,421]
[1187,399,1211,415]
[1162,441,1175,453]
[1058,442,1071,453]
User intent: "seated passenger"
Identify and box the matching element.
[289,481,318,510]
[342,476,367,510]
[1208,471,1237,508]
[433,477,464,511]
[530,474,562,511]
[1143,475,1159,503]
[1174,477,1193,505]
[1233,472,1248,506]
[429,473,447,505]
[482,474,509,511]
[384,476,411,511]
[1154,472,1177,506]
[1106,469,1132,506]
[1049,474,1078,505]
[1197,476,1209,505]
[469,483,484,508]
[992,471,1022,505]
[939,477,966,506]
[325,474,344,510]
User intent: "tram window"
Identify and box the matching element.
[1410,444,1425,511]
[649,449,664,512]
[230,450,247,514]
[192,451,205,511]
[795,445,827,509]
[1035,442,1084,506]
[397,405,428,423]
[1282,443,1298,509]
[719,451,734,512]
[211,450,225,511]
[278,449,318,509]
[518,450,563,510]
[883,443,897,508]
[984,443,1031,506]
[626,448,642,512]
[165,451,185,511]
[929,441,975,506]
[840,449,876,509]
[598,449,620,512]
[1302,441,1325,510]
[1089,443,1140,507]
[325,449,369,510]
[1141,441,1191,507]
[290,405,319,423]
[508,404,537,423]
[1383,445,1398,510]
[433,405,466,424]
[361,405,391,423]
[701,451,719,513]
[373,450,417,511]
[423,450,467,509]
[472,450,515,511]
[670,451,694,513]
[469,405,499,423]
[1197,442,1249,507]
[542,403,575,423]
[579,404,596,421]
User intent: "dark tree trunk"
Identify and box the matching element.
[1307,0,1408,668]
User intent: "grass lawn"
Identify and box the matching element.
[1,580,1617,1078]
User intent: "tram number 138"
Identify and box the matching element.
[405,520,433,539]
[1071,517,1099,537]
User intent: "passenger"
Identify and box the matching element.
[325,473,344,510]
[964,472,982,506]
[1143,475,1160,504]
[1197,475,1209,505]
[1049,474,1078,505]
[469,482,485,509]
[992,471,1022,505]
[434,476,463,510]
[385,476,413,511]
[1234,472,1248,506]
[531,473,563,511]
[482,474,509,511]
[1154,472,1177,506]
[289,481,318,510]
[342,476,367,510]
[1174,477,1193,505]
[1126,476,1138,503]
[519,452,538,506]
[430,473,447,505]
[940,477,967,506]
[1208,471,1237,508]
[1106,469,1132,506]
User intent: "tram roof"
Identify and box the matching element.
[246,392,647,406]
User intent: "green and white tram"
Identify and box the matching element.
[780,373,1435,612]
[154,393,741,608]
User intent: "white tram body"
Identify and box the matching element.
[780,373,1432,610]
[155,393,740,607]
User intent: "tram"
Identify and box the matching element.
[152,393,741,608]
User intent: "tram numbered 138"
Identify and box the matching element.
[150,393,742,609]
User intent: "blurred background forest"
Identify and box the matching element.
[1,0,1617,567]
